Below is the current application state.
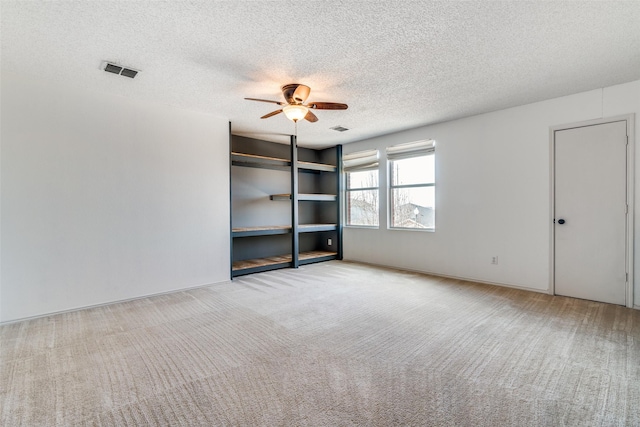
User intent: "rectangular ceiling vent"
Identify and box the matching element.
[101,61,139,79]
[330,125,349,132]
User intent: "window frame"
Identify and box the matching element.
[387,141,435,231]
[343,150,380,228]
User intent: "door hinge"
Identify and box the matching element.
[626,272,628,282]
[626,204,629,214]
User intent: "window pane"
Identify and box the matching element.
[346,189,379,226]
[391,155,434,186]
[347,169,379,189]
[390,187,435,228]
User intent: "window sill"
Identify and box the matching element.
[388,227,435,232]
[345,225,379,230]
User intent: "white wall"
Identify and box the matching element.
[344,80,640,307]
[0,72,231,322]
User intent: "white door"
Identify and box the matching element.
[554,120,627,305]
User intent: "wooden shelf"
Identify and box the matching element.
[232,225,291,237]
[299,251,338,265]
[232,254,292,277]
[232,224,336,237]
[231,152,290,170]
[270,193,337,202]
[231,152,335,173]
[298,161,336,173]
[299,223,337,233]
[231,251,336,277]
[300,194,337,201]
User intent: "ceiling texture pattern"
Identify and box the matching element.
[2,1,639,147]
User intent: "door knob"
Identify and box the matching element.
[558,219,566,224]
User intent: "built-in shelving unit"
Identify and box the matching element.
[230,134,342,277]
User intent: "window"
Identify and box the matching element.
[343,149,379,227]
[387,140,435,230]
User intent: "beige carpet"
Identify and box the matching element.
[1,261,639,426]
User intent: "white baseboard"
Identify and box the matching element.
[0,279,232,326]
[342,260,640,307]
[341,259,549,295]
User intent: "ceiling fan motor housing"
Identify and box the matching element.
[282,83,310,104]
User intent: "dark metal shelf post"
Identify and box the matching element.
[228,121,233,278]
[336,144,343,260]
[291,134,299,268]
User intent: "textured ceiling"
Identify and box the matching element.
[2,1,639,148]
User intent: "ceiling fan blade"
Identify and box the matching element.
[261,109,283,119]
[245,97,284,105]
[292,84,311,103]
[304,110,318,122]
[307,102,348,110]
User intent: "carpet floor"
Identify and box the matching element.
[1,261,639,426]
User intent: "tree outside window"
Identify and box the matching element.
[346,169,379,226]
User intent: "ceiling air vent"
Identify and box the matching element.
[330,125,349,132]
[101,61,139,79]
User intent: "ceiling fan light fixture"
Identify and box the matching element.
[245,84,348,123]
[283,104,309,122]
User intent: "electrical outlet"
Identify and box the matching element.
[491,256,498,265]
[328,239,332,246]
